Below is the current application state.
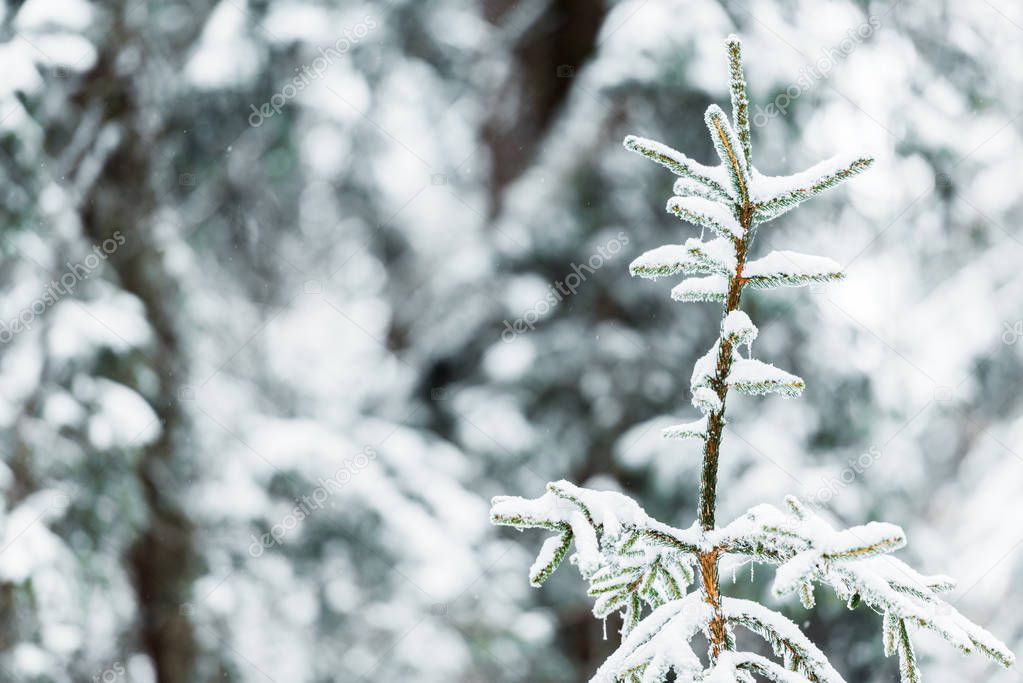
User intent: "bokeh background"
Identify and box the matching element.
[0,0,1021,681]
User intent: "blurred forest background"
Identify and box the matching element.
[0,0,1021,681]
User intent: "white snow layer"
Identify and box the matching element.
[630,244,694,279]
[629,238,736,280]
[691,386,722,414]
[493,477,1016,680]
[743,250,844,282]
[723,597,846,682]
[727,358,805,397]
[706,651,815,683]
[623,135,733,190]
[662,417,708,440]
[666,196,743,238]
[721,310,757,346]
[750,152,868,204]
[528,534,568,586]
[590,593,710,683]
[671,275,729,303]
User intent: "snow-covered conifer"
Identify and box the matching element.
[491,35,1014,683]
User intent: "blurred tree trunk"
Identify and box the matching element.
[481,0,607,215]
[479,0,613,676]
[74,62,199,683]
[54,3,215,680]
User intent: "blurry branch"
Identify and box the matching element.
[50,2,220,680]
[481,0,608,215]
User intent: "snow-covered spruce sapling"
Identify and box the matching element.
[490,36,1014,682]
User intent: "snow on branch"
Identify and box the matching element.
[691,340,733,393]
[891,614,922,683]
[629,244,690,279]
[723,597,846,683]
[726,34,752,167]
[629,238,736,280]
[727,358,805,397]
[492,479,1014,682]
[717,499,1015,673]
[587,530,698,633]
[691,386,724,413]
[704,105,750,205]
[496,34,1009,683]
[528,531,573,587]
[624,135,735,203]
[689,238,737,274]
[743,251,845,289]
[491,482,703,635]
[673,177,728,204]
[708,650,815,683]
[751,154,874,223]
[666,196,744,239]
[721,310,757,347]
[590,593,711,683]
[671,275,729,303]
[490,482,712,554]
[691,387,722,415]
[662,416,708,441]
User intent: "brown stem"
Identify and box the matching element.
[699,549,727,658]
[697,204,753,659]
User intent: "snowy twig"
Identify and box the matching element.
[491,34,1013,683]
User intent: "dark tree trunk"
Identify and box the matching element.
[481,0,608,215]
[55,3,216,677]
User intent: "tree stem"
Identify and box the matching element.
[697,204,753,660]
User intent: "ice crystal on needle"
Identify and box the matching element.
[491,35,1014,683]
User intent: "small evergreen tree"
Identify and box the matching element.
[491,36,1014,682]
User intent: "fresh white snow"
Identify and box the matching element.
[691,386,722,414]
[727,358,805,397]
[721,310,757,346]
[629,244,697,279]
[671,275,729,303]
[629,238,735,280]
[723,597,846,683]
[624,135,734,192]
[662,417,708,440]
[590,594,710,683]
[743,250,844,286]
[666,196,744,238]
[750,152,869,204]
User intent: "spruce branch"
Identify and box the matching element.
[630,238,736,279]
[710,650,818,683]
[897,618,922,683]
[529,531,574,586]
[624,135,734,203]
[673,177,729,203]
[723,597,845,682]
[662,416,709,441]
[672,275,730,303]
[704,104,751,206]
[666,196,745,239]
[726,34,752,167]
[490,481,1014,681]
[742,251,845,289]
[752,155,874,223]
[490,34,1014,683]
